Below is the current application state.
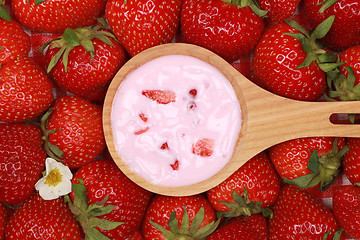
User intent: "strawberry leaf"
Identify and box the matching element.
[47,46,66,73]
[285,19,310,38]
[86,227,111,240]
[317,0,339,13]
[35,0,46,5]
[168,211,180,235]
[284,173,320,189]
[189,207,204,235]
[297,52,317,69]
[310,15,335,40]
[66,180,123,240]
[149,220,176,239]
[179,206,190,234]
[218,188,266,218]
[45,19,116,74]
[318,62,343,73]
[88,218,123,231]
[80,39,95,59]
[150,205,220,239]
[0,5,11,22]
[192,218,221,239]
[63,28,81,48]
[72,179,88,212]
[40,38,60,54]
[308,150,320,174]
[62,47,72,73]
[344,66,356,90]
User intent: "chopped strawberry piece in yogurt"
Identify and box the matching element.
[160,142,169,150]
[188,101,197,110]
[170,160,180,171]
[189,89,197,98]
[192,138,215,157]
[142,90,176,104]
[134,127,149,135]
[139,113,148,122]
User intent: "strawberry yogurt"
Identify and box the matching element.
[111,54,242,187]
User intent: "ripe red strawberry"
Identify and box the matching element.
[207,151,280,217]
[0,202,6,239]
[44,21,127,102]
[0,19,30,65]
[343,138,360,185]
[142,89,176,104]
[303,0,360,51]
[142,194,219,239]
[269,184,339,239]
[11,0,107,33]
[43,96,105,169]
[252,17,337,101]
[106,0,181,56]
[258,0,301,23]
[0,57,53,123]
[207,214,268,240]
[129,230,145,240]
[181,0,266,63]
[269,137,346,190]
[333,185,360,239]
[340,45,360,80]
[5,192,81,240]
[70,159,153,239]
[0,123,46,205]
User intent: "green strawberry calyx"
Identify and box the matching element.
[40,108,64,162]
[26,0,46,5]
[284,138,349,191]
[317,0,339,13]
[0,0,11,22]
[64,178,123,240]
[150,205,221,240]
[325,66,360,123]
[218,187,272,219]
[42,18,118,73]
[221,0,268,17]
[327,66,360,101]
[284,15,342,72]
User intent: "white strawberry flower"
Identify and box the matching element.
[35,157,73,200]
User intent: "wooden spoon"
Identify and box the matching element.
[103,43,360,196]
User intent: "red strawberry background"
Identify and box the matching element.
[1,0,360,239]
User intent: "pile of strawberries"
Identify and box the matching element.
[1,0,360,239]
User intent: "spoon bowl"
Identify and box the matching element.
[103,43,360,196]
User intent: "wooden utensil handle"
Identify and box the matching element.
[239,88,360,162]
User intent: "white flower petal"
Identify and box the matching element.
[34,177,46,191]
[46,157,59,170]
[36,157,74,200]
[38,186,60,200]
[53,180,72,196]
[57,163,73,180]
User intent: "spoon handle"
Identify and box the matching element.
[237,78,360,162]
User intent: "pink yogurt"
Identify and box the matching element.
[111,55,242,187]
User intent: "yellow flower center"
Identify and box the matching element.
[45,168,62,187]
